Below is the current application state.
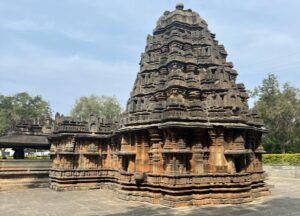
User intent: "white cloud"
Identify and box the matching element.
[244,29,295,48]
[0,40,138,113]
[1,18,54,32]
[0,0,300,114]
[0,18,96,44]
[60,30,96,43]
[0,52,137,87]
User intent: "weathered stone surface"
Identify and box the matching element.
[48,4,269,206]
[0,159,51,191]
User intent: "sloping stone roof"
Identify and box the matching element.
[0,134,49,148]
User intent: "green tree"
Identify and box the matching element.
[252,74,300,153]
[70,95,121,119]
[0,92,51,135]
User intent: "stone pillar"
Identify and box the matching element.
[141,131,150,173]
[111,138,120,169]
[148,128,164,174]
[127,157,135,173]
[226,156,236,173]
[207,127,227,173]
[120,134,130,151]
[191,129,204,174]
[104,141,112,168]
[135,132,143,173]
[13,148,25,159]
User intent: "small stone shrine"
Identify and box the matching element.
[49,4,269,206]
[0,118,51,159]
[49,113,119,190]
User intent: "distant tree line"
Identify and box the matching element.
[0,93,121,136]
[251,74,300,153]
[70,95,121,120]
[0,92,51,135]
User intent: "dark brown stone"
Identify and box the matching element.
[47,3,270,206]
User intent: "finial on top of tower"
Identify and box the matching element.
[176,3,184,10]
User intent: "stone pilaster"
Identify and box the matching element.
[135,131,150,173]
[148,128,164,174]
[207,127,227,173]
[191,129,204,174]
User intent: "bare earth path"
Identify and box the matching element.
[0,177,299,216]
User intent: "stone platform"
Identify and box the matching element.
[0,176,299,216]
[0,159,51,191]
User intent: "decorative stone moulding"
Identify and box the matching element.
[49,4,269,206]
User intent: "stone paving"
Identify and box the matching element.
[0,177,299,216]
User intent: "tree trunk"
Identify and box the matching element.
[280,141,288,154]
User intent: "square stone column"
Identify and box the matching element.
[148,128,164,174]
[207,127,227,173]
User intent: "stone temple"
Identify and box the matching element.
[46,4,269,206]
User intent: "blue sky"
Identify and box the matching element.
[0,0,299,115]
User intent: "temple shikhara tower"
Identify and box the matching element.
[49,4,269,206]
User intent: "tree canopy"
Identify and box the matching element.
[0,92,51,135]
[251,74,300,153]
[70,95,121,120]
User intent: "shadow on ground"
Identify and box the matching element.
[106,197,300,216]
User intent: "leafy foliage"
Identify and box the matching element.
[0,92,51,135]
[252,74,300,153]
[262,154,300,165]
[70,95,121,119]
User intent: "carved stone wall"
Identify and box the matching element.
[49,114,119,190]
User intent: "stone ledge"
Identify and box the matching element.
[0,159,51,191]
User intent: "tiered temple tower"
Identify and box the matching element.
[49,4,269,206]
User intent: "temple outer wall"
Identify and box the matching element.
[0,159,51,191]
[263,165,300,178]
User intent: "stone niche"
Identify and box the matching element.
[49,3,269,207]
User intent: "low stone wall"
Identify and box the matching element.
[0,159,51,191]
[263,165,300,178]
